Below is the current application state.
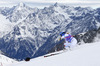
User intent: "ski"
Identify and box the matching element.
[44,53,60,57]
[44,50,67,58]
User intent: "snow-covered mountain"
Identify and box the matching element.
[0,3,34,23]
[0,3,35,37]
[0,3,100,60]
[7,42,100,66]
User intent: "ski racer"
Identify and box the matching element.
[60,32,77,50]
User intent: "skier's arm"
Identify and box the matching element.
[61,35,65,39]
[59,36,65,41]
[59,36,64,41]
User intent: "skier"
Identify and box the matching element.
[59,32,77,50]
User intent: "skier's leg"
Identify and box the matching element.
[69,38,77,50]
[63,42,70,51]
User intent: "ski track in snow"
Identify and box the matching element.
[7,42,100,66]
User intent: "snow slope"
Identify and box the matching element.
[8,41,100,66]
[0,54,17,66]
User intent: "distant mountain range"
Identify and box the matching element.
[0,3,100,60]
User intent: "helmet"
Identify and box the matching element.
[60,32,66,36]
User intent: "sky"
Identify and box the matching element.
[0,0,100,9]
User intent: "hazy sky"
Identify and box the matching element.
[0,0,100,9]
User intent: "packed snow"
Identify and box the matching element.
[7,41,100,66]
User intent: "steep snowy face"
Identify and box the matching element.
[1,3,34,22]
[48,6,97,35]
[0,3,36,36]
[0,14,11,33]
[0,10,14,38]
[43,4,96,35]
[0,3,34,37]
